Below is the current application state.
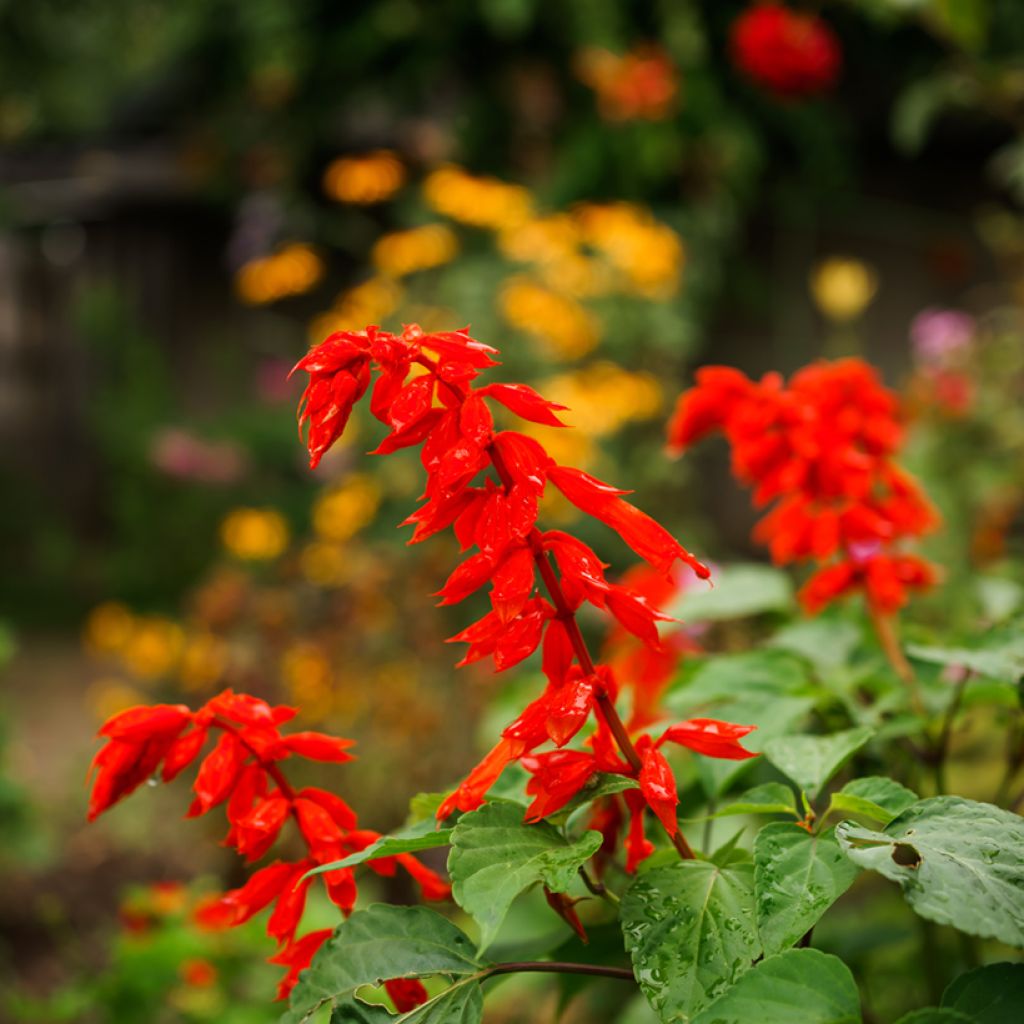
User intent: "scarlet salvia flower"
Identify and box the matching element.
[667,359,939,615]
[293,323,755,869]
[730,3,841,99]
[89,689,446,1003]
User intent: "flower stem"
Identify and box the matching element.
[867,601,924,715]
[485,961,635,982]
[211,718,297,802]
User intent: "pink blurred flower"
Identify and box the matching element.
[910,309,975,365]
[256,359,300,405]
[149,429,248,484]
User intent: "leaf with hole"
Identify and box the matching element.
[284,904,487,1024]
[690,948,861,1024]
[447,800,601,952]
[621,860,760,1022]
[836,797,1024,948]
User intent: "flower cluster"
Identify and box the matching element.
[574,44,679,121]
[87,689,448,1006]
[730,2,841,98]
[667,359,939,614]
[294,323,755,865]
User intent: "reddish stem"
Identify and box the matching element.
[210,717,297,802]
[866,601,924,715]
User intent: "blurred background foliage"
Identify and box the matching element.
[2,0,1024,1020]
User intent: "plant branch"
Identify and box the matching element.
[485,961,636,982]
[578,865,620,906]
[211,717,297,802]
[866,601,924,715]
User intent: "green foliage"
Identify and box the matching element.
[763,728,875,800]
[826,777,919,826]
[621,861,760,1022]
[941,963,1024,1023]
[690,949,861,1024]
[754,825,859,955]
[670,564,794,622]
[447,801,602,952]
[836,797,1024,948]
[305,820,454,877]
[284,905,487,1024]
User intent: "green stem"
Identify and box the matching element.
[485,961,635,982]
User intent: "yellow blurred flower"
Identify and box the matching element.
[300,541,352,587]
[424,165,533,231]
[810,257,878,322]
[520,363,662,469]
[312,475,380,542]
[88,679,145,722]
[235,244,324,305]
[83,601,135,656]
[281,642,336,719]
[120,617,184,680]
[220,507,290,561]
[499,276,600,359]
[323,150,406,204]
[178,632,228,692]
[574,202,684,296]
[310,276,402,341]
[371,224,458,277]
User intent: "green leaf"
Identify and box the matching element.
[666,652,817,798]
[621,861,760,1022]
[562,772,639,824]
[284,905,487,1024]
[409,792,452,824]
[941,962,1024,1022]
[694,783,799,821]
[891,1012,973,1024]
[754,824,859,955]
[305,820,454,878]
[671,564,794,622]
[331,979,484,1023]
[763,728,875,799]
[724,783,799,817]
[827,777,919,826]
[836,797,1024,948]
[690,949,861,1024]
[447,801,601,952]
[768,619,861,675]
[906,640,1024,684]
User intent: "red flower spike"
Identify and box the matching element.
[478,382,570,428]
[197,860,296,929]
[522,750,599,822]
[234,795,291,861]
[269,929,334,1001]
[623,790,655,873]
[395,854,452,902]
[162,725,209,783]
[385,978,430,1013]
[282,732,355,763]
[296,787,358,831]
[658,718,758,760]
[190,732,246,816]
[544,887,589,943]
[266,863,313,946]
[99,704,193,742]
[637,740,679,837]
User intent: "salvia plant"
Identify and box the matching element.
[89,325,1024,1023]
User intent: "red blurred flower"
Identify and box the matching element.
[730,3,841,98]
[669,359,938,615]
